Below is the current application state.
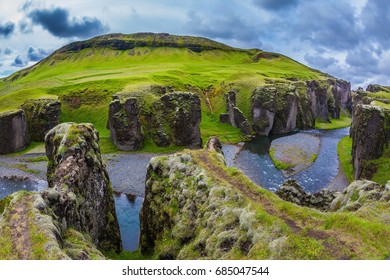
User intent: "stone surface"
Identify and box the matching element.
[329,180,390,212]
[219,90,251,134]
[107,97,144,151]
[150,92,202,148]
[0,191,105,259]
[0,110,30,155]
[43,122,122,252]
[276,180,338,211]
[205,136,224,154]
[350,104,390,180]
[20,99,61,142]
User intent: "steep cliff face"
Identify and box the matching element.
[251,79,351,136]
[107,97,144,151]
[150,92,202,148]
[252,82,314,135]
[0,110,30,154]
[0,191,105,260]
[20,99,61,142]
[44,122,122,252]
[350,104,390,180]
[220,90,251,135]
[140,143,390,259]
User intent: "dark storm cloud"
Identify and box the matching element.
[186,10,262,46]
[27,47,50,61]
[0,22,15,38]
[11,55,26,67]
[4,48,12,55]
[252,0,299,11]
[292,1,360,51]
[362,0,390,43]
[27,7,108,38]
[304,54,338,69]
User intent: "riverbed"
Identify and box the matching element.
[0,127,350,251]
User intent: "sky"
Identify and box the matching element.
[0,0,389,88]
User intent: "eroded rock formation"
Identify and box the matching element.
[0,110,30,154]
[219,90,251,134]
[150,92,202,148]
[20,99,61,142]
[350,104,390,180]
[275,180,338,211]
[251,79,351,136]
[43,122,122,252]
[107,96,144,151]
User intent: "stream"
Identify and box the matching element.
[0,127,349,252]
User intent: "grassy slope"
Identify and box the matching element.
[0,34,325,152]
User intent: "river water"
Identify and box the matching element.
[232,127,350,193]
[0,127,349,252]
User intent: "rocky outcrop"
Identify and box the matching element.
[220,90,251,134]
[350,104,390,180]
[0,191,105,260]
[251,79,351,136]
[0,110,30,154]
[20,99,61,142]
[205,136,223,154]
[329,180,390,212]
[366,84,390,93]
[150,92,202,148]
[276,180,338,211]
[140,148,390,259]
[107,96,144,151]
[43,123,121,252]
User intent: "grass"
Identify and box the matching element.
[269,147,295,170]
[371,100,390,109]
[315,116,352,130]
[370,146,390,185]
[10,164,41,175]
[0,34,324,152]
[338,136,354,182]
[23,156,48,163]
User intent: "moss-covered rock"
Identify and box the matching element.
[20,99,61,142]
[0,191,104,259]
[44,122,122,253]
[150,92,202,148]
[350,104,390,180]
[220,90,251,135]
[140,148,390,259]
[329,180,390,212]
[0,110,30,155]
[107,96,144,151]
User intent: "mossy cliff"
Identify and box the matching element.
[0,191,105,259]
[44,123,122,253]
[149,92,202,148]
[350,104,390,180]
[107,97,144,151]
[140,144,390,259]
[20,99,61,142]
[251,79,351,136]
[0,110,30,154]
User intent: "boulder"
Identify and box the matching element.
[0,110,30,154]
[350,104,390,180]
[205,136,224,154]
[275,180,338,211]
[150,92,202,148]
[219,90,251,134]
[107,97,144,151]
[43,123,122,252]
[20,99,61,142]
[329,180,390,211]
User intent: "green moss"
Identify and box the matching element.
[315,116,352,130]
[0,196,12,215]
[24,156,48,162]
[338,136,353,182]
[269,147,295,170]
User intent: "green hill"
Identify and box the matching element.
[0,32,326,152]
